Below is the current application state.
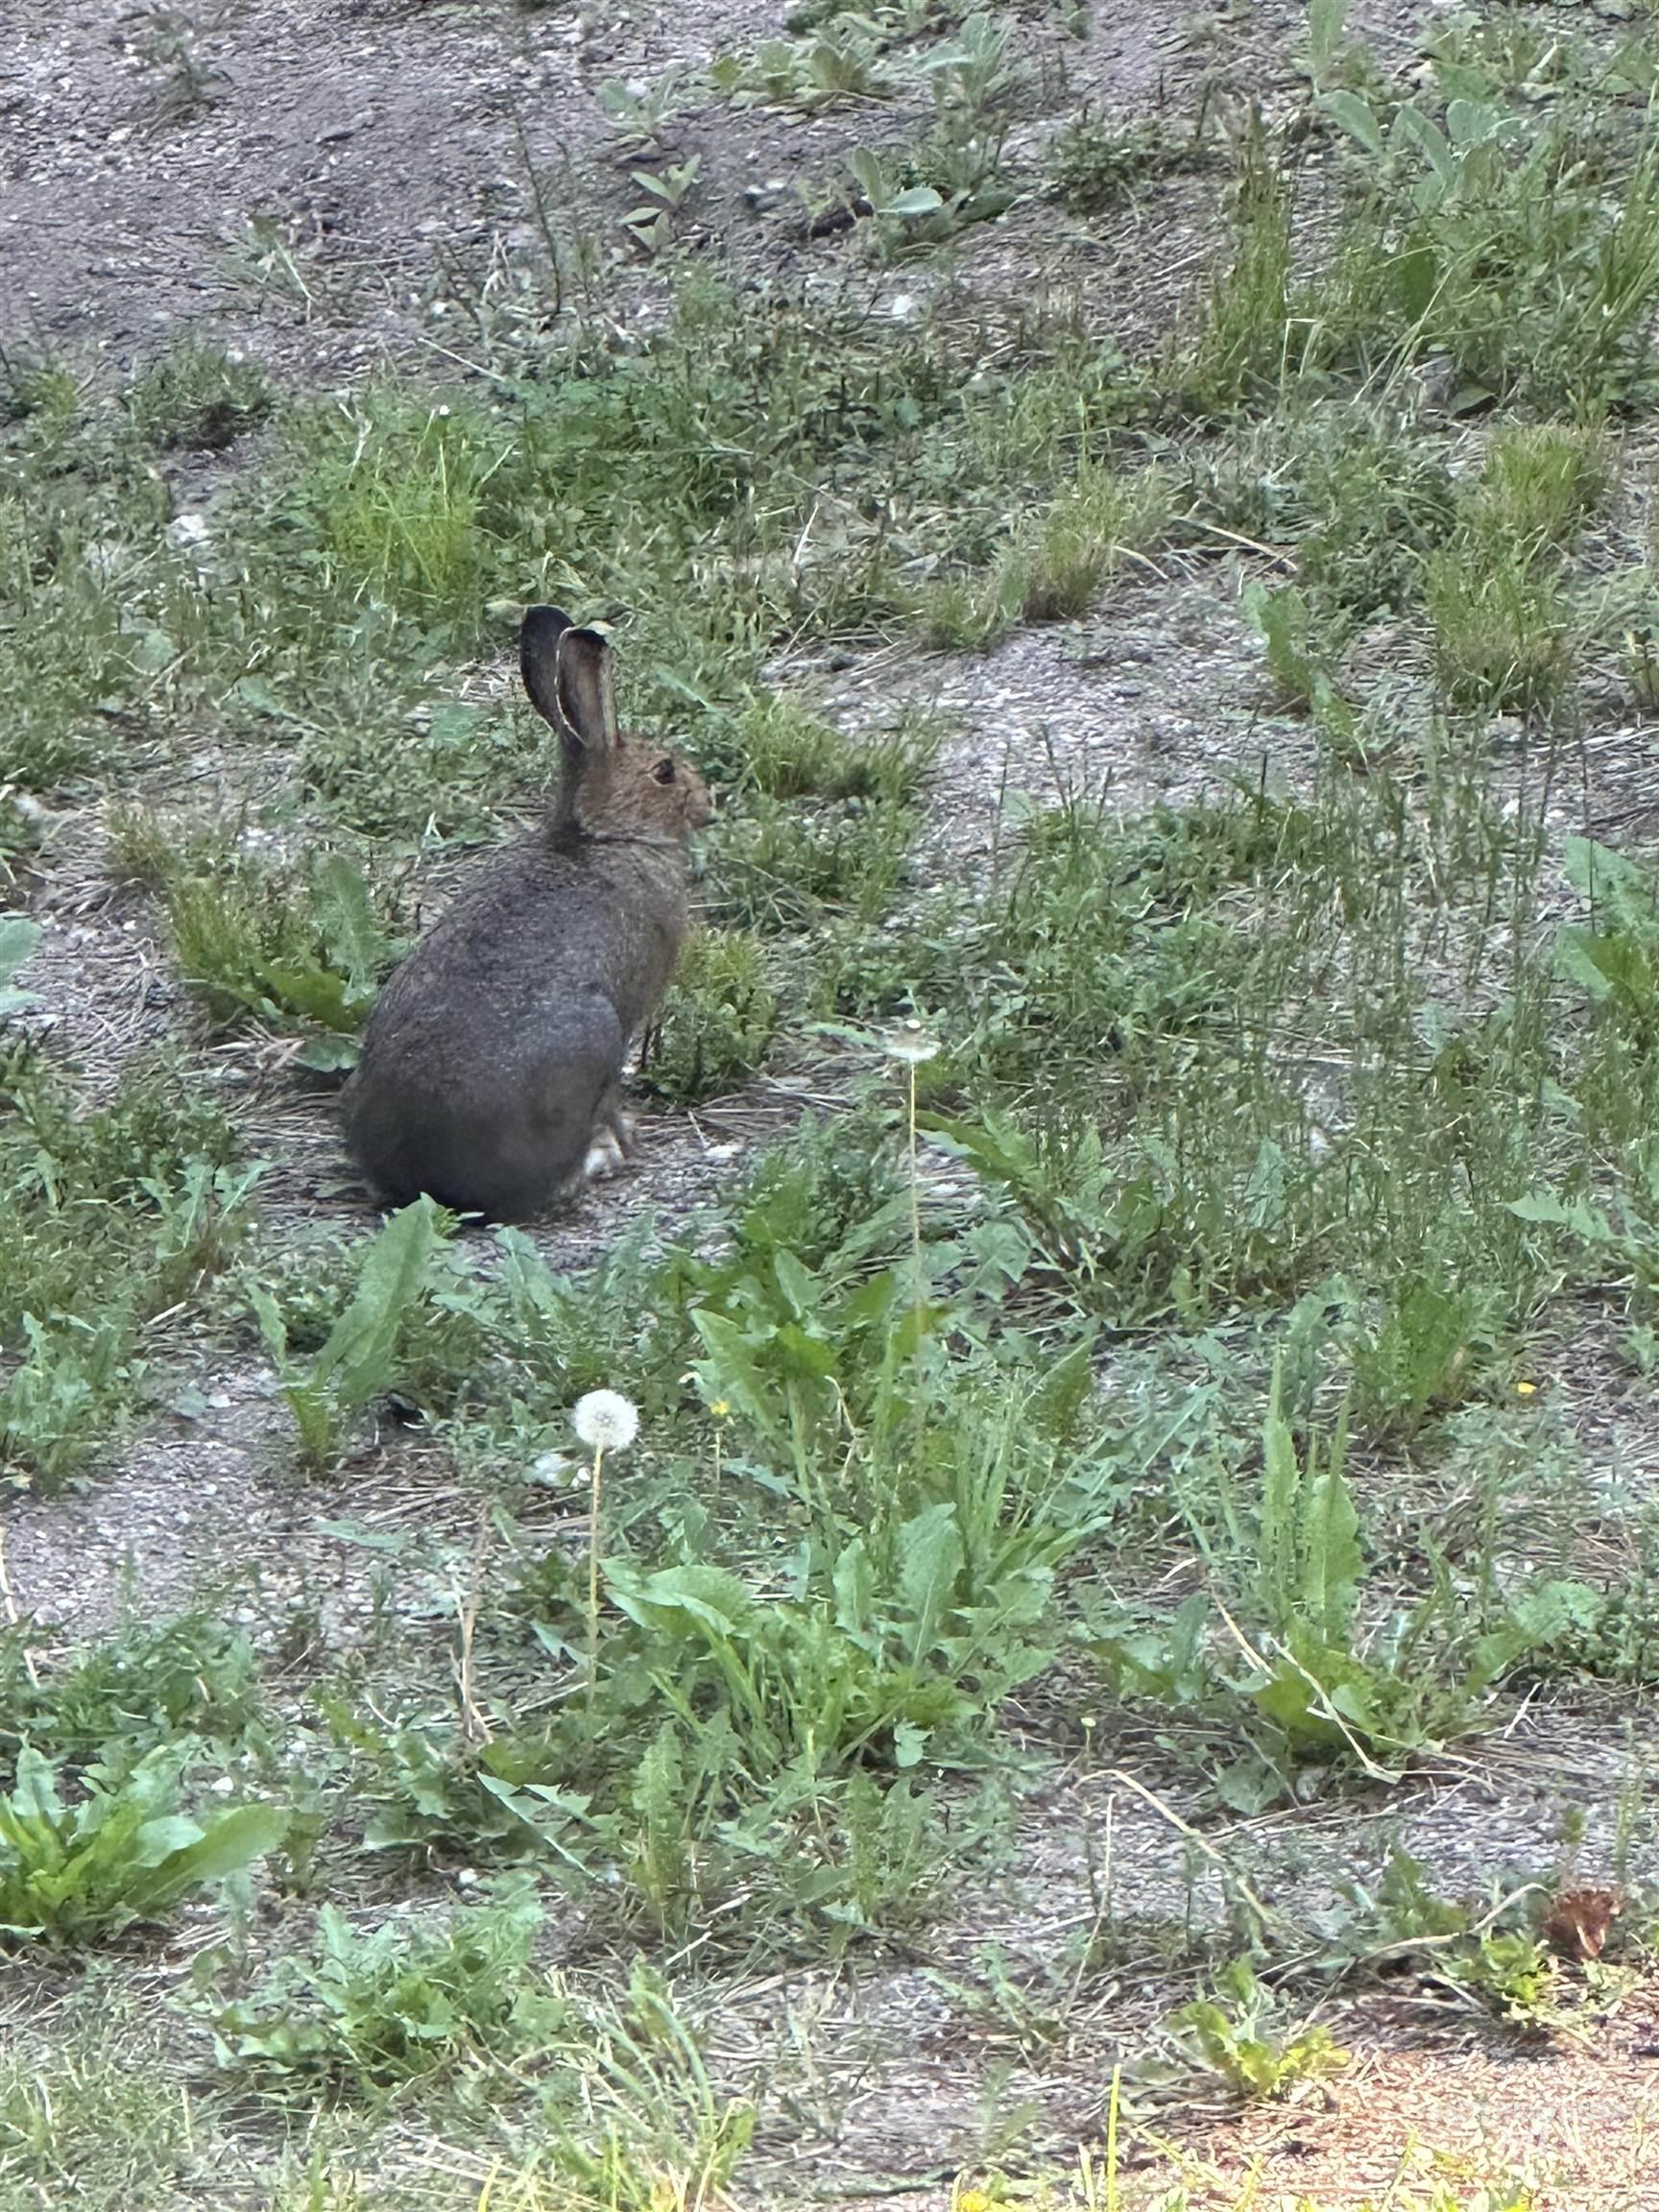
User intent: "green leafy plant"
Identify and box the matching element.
[1326,1847,1579,2030]
[123,4,230,127]
[0,1315,143,1492]
[623,155,704,254]
[0,1056,249,1487]
[1351,1274,1491,1434]
[1251,1361,1363,1646]
[648,927,779,1102]
[1305,0,1357,93]
[714,19,895,109]
[124,340,273,452]
[595,68,692,154]
[1505,1181,1659,1310]
[213,1883,549,2089]
[1168,1957,1349,2098]
[432,1241,1120,1933]
[0,345,81,427]
[1556,837,1659,1045]
[922,11,1022,132]
[1320,57,1659,409]
[162,845,397,1069]
[0,1743,285,1943]
[1240,580,1331,712]
[1089,1364,1571,1804]
[1048,112,1202,211]
[0,1611,265,1770]
[596,1512,1046,1779]
[848,144,947,229]
[252,1199,446,1468]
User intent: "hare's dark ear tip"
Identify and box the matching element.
[520,606,575,715]
[521,605,574,650]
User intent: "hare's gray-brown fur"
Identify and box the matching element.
[342,607,711,1221]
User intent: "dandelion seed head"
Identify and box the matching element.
[882,1019,940,1066]
[571,1388,639,1454]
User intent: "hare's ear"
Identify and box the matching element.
[520,605,575,728]
[554,627,618,753]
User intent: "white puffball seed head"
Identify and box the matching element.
[571,1389,640,1455]
[882,1020,940,1066]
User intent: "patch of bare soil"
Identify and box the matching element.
[0,0,773,374]
[1169,1985,1659,2210]
[717,1707,1659,2202]
[818,574,1313,863]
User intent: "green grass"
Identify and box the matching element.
[916,461,1176,646]
[1047,110,1212,212]
[1423,538,1578,715]
[0,1056,252,1487]
[648,928,781,1102]
[0,1992,215,2208]
[124,338,273,452]
[113,812,402,1067]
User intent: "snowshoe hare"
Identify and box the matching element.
[342,606,711,1221]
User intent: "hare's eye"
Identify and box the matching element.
[652,758,676,784]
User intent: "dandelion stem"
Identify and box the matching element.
[907,1058,923,1324]
[586,1439,607,1715]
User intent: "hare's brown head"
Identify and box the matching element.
[521,605,711,847]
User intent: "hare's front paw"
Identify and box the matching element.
[582,1119,632,1182]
